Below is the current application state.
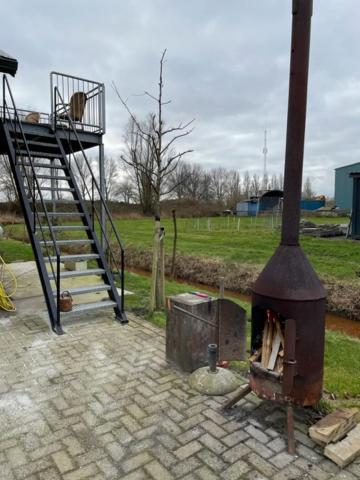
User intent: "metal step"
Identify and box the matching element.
[20,162,65,170]
[40,239,94,247]
[15,149,60,158]
[35,211,85,217]
[60,300,117,316]
[53,284,111,296]
[31,174,71,181]
[35,187,75,192]
[45,253,99,262]
[41,199,80,204]
[36,225,88,232]
[17,140,59,149]
[48,268,105,280]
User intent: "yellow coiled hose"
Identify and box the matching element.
[0,256,17,312]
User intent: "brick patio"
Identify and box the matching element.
[0,310,359,480]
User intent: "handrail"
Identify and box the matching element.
[2,74,62,331]
[50,72,105,134]
[53,86,124,311]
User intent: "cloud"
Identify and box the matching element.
[2,0,360,196]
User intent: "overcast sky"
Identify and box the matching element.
[3,0,360,196]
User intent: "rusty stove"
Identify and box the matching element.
[224,0,326,454]
[250,0,326,408]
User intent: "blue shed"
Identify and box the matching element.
[335,162,360,210]
[300,199,325,210]
[235,199,258,216]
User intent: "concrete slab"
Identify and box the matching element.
[9,262,132,308]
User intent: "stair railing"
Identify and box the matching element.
[2,74,62,331]
[53,86,125,312]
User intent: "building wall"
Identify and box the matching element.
[300,199,325,210]
[335,162,360,210]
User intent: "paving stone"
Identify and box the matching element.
[6,446,27,467]
[244,472,270,480]
[221,459,250,479]
[38,467,62,480]
[223,430,249,447]
[267,436,286,453]
[222,443,252,464]
[195,465,220,480]
[244,425,270,444]
[199,433,227,454]
[274,465,305,480]
[331,472,358,480]
[171,456,202,478]
[294,457,332,480]
[105,442,125,462]
[145,459,174,480]
[200,420,227,438]
[177,426,203,445]
[246,452,278,478]
[122,452,153,473]
[63,463,98,480]
[174,440,202,460]
[52,450,74,474]
[244,438,273,459]
[97,457,119,478]
[269,451,295,469]
[197,449,227,472]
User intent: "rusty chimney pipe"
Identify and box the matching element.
[281,0,313,246]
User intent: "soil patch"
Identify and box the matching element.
[124,245,360,321]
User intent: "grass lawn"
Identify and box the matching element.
[4,215,358,281]
[0,238,34,262]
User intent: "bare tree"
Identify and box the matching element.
[72,154,93,199]
[210,167,227,205]
[269,174,280,191]
[116,179,136,204]
[302,176,314,199]
[114,50,194,218]
[0,155,18,202]
[121,117,155,214]
[250,173,261,197]
[114,49,194,311]
[261,172,269,192]
[243,171,251,199]
[103,156,120,201]
[226,170,242,207]
[0,154,48,203]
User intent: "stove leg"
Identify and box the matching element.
[222,383,251,411]
[286,404,296,455]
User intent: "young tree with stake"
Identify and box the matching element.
[113,49,194,311]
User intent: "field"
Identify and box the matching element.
[3,215,358,280]
[112,215,358,281]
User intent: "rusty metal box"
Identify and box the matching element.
[166,293,246,373]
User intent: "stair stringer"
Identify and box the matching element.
[1,122,61,333]
[53,132,127,324]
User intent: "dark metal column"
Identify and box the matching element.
[281,0,313,246]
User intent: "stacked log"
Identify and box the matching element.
[252,309,284,374]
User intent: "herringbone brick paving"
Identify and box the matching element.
[0,312,359,479]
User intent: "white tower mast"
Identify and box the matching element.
[263,129,268,178]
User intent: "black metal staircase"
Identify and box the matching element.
[1,73,127,334]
